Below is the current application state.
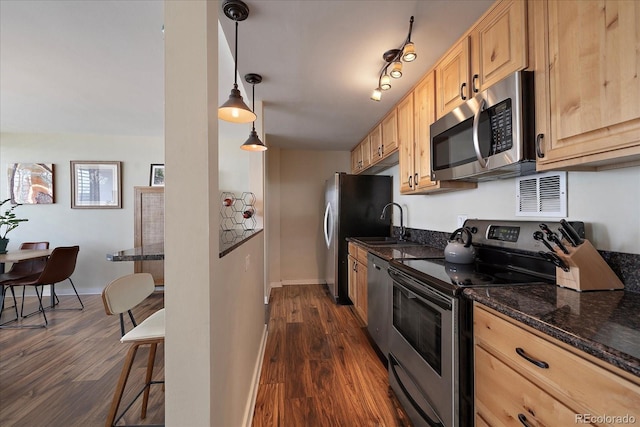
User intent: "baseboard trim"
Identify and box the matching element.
[21,287,103,297]
[242,324,268,427]
[281,279,326,286]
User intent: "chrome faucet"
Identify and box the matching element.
[380,202,406,241]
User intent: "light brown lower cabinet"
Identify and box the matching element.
[347,243,368,324]
[474,303,640,426]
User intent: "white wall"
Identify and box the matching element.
[266,144,281,289]
[165,2,266,426]
[268,149,350,285]
[0,132,163,293]
[388,164,640,254]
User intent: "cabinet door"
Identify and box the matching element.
[348,254,357,306]
[350,145,362,174]
[537,0,640,170]
[369,124,383,164]
[356,262,368,324]
[413,71,437,191]
[436,37,470,118]
[381,109,398,156]
[361,135,372,169]
[471,0,528,93]
[134,186,164,285]
[397,93,415,194]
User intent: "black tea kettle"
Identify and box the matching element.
[444,227,476,264]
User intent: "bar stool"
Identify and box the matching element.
[101,273,164,427]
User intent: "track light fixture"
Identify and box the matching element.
[219,0,257,123]
[241,73,267,151]
[370,16,417,101]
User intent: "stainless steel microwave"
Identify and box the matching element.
[430,71,536,182]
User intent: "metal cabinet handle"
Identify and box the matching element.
[516,347,549,369]
[460,82,467,100]
[472,74,479,93]
[535,133,545,158]
[414,173,418,186]
[518,413,533,427]
[408,175,413,188]
[378,146,382,157]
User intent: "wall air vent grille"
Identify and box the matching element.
[516,171,567,217]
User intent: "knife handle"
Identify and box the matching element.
[560,219,584,245]
[558,228,577,247]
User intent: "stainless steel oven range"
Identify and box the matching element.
[387,219,585,427]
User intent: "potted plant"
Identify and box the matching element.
[0,198,29,254]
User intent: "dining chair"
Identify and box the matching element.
[101,273,164,427]
[0,242,49,326]
[11,246,82,327]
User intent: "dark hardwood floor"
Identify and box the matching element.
[253,284,411,427]
[0,292,165,426]
[1,284,408,426]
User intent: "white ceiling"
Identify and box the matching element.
[1,0,494,150]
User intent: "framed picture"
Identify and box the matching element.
[71,161,122,209]
[8,163,55,204]
[149,164,165,187]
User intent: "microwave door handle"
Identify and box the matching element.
[472,98,488,169]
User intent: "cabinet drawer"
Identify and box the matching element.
[475,345,595,426]
[348,242,357,257]
[356,246,368,264]
[474,305,640,419]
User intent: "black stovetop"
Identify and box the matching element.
[390,246,556,296]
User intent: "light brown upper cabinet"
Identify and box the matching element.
[378,110,398,162]
[398,92,416,193]
[471,0,528,94]
[436,37,471,119]
[399,72,477,194]
[436,0,528,119]
[351,135,372,174]
[534,0,640,170]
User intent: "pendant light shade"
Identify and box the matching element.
[219,0,256,123]
[402,42,417,62]
[390,61,403,79]
[241,73,267,151]
[380,74,391,91]
[219,84,256,123]
[241,128,267,151]
[371,87,382,102]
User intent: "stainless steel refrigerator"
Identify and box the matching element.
[323,173,392,304]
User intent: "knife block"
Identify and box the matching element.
[554,239,624,291]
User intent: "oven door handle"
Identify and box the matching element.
[388,269,452,311]
[472,97,488,169]
[389,353,445,427]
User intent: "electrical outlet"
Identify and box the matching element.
[457,215,468,228]
[245,254,250,271]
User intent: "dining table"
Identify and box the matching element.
[0,248,54,311]
[0,249,53,274]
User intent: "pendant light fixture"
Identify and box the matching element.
[241,73,267,151]
[370,16,417,101]
[218,0,256,123]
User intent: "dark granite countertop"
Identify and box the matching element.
[106,229,263,261]
[346,237,444,260]
[219,229,263,257]
[464,285,640,378]
[107,242,164,261]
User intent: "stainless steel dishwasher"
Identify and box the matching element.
[367,253,391,361]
